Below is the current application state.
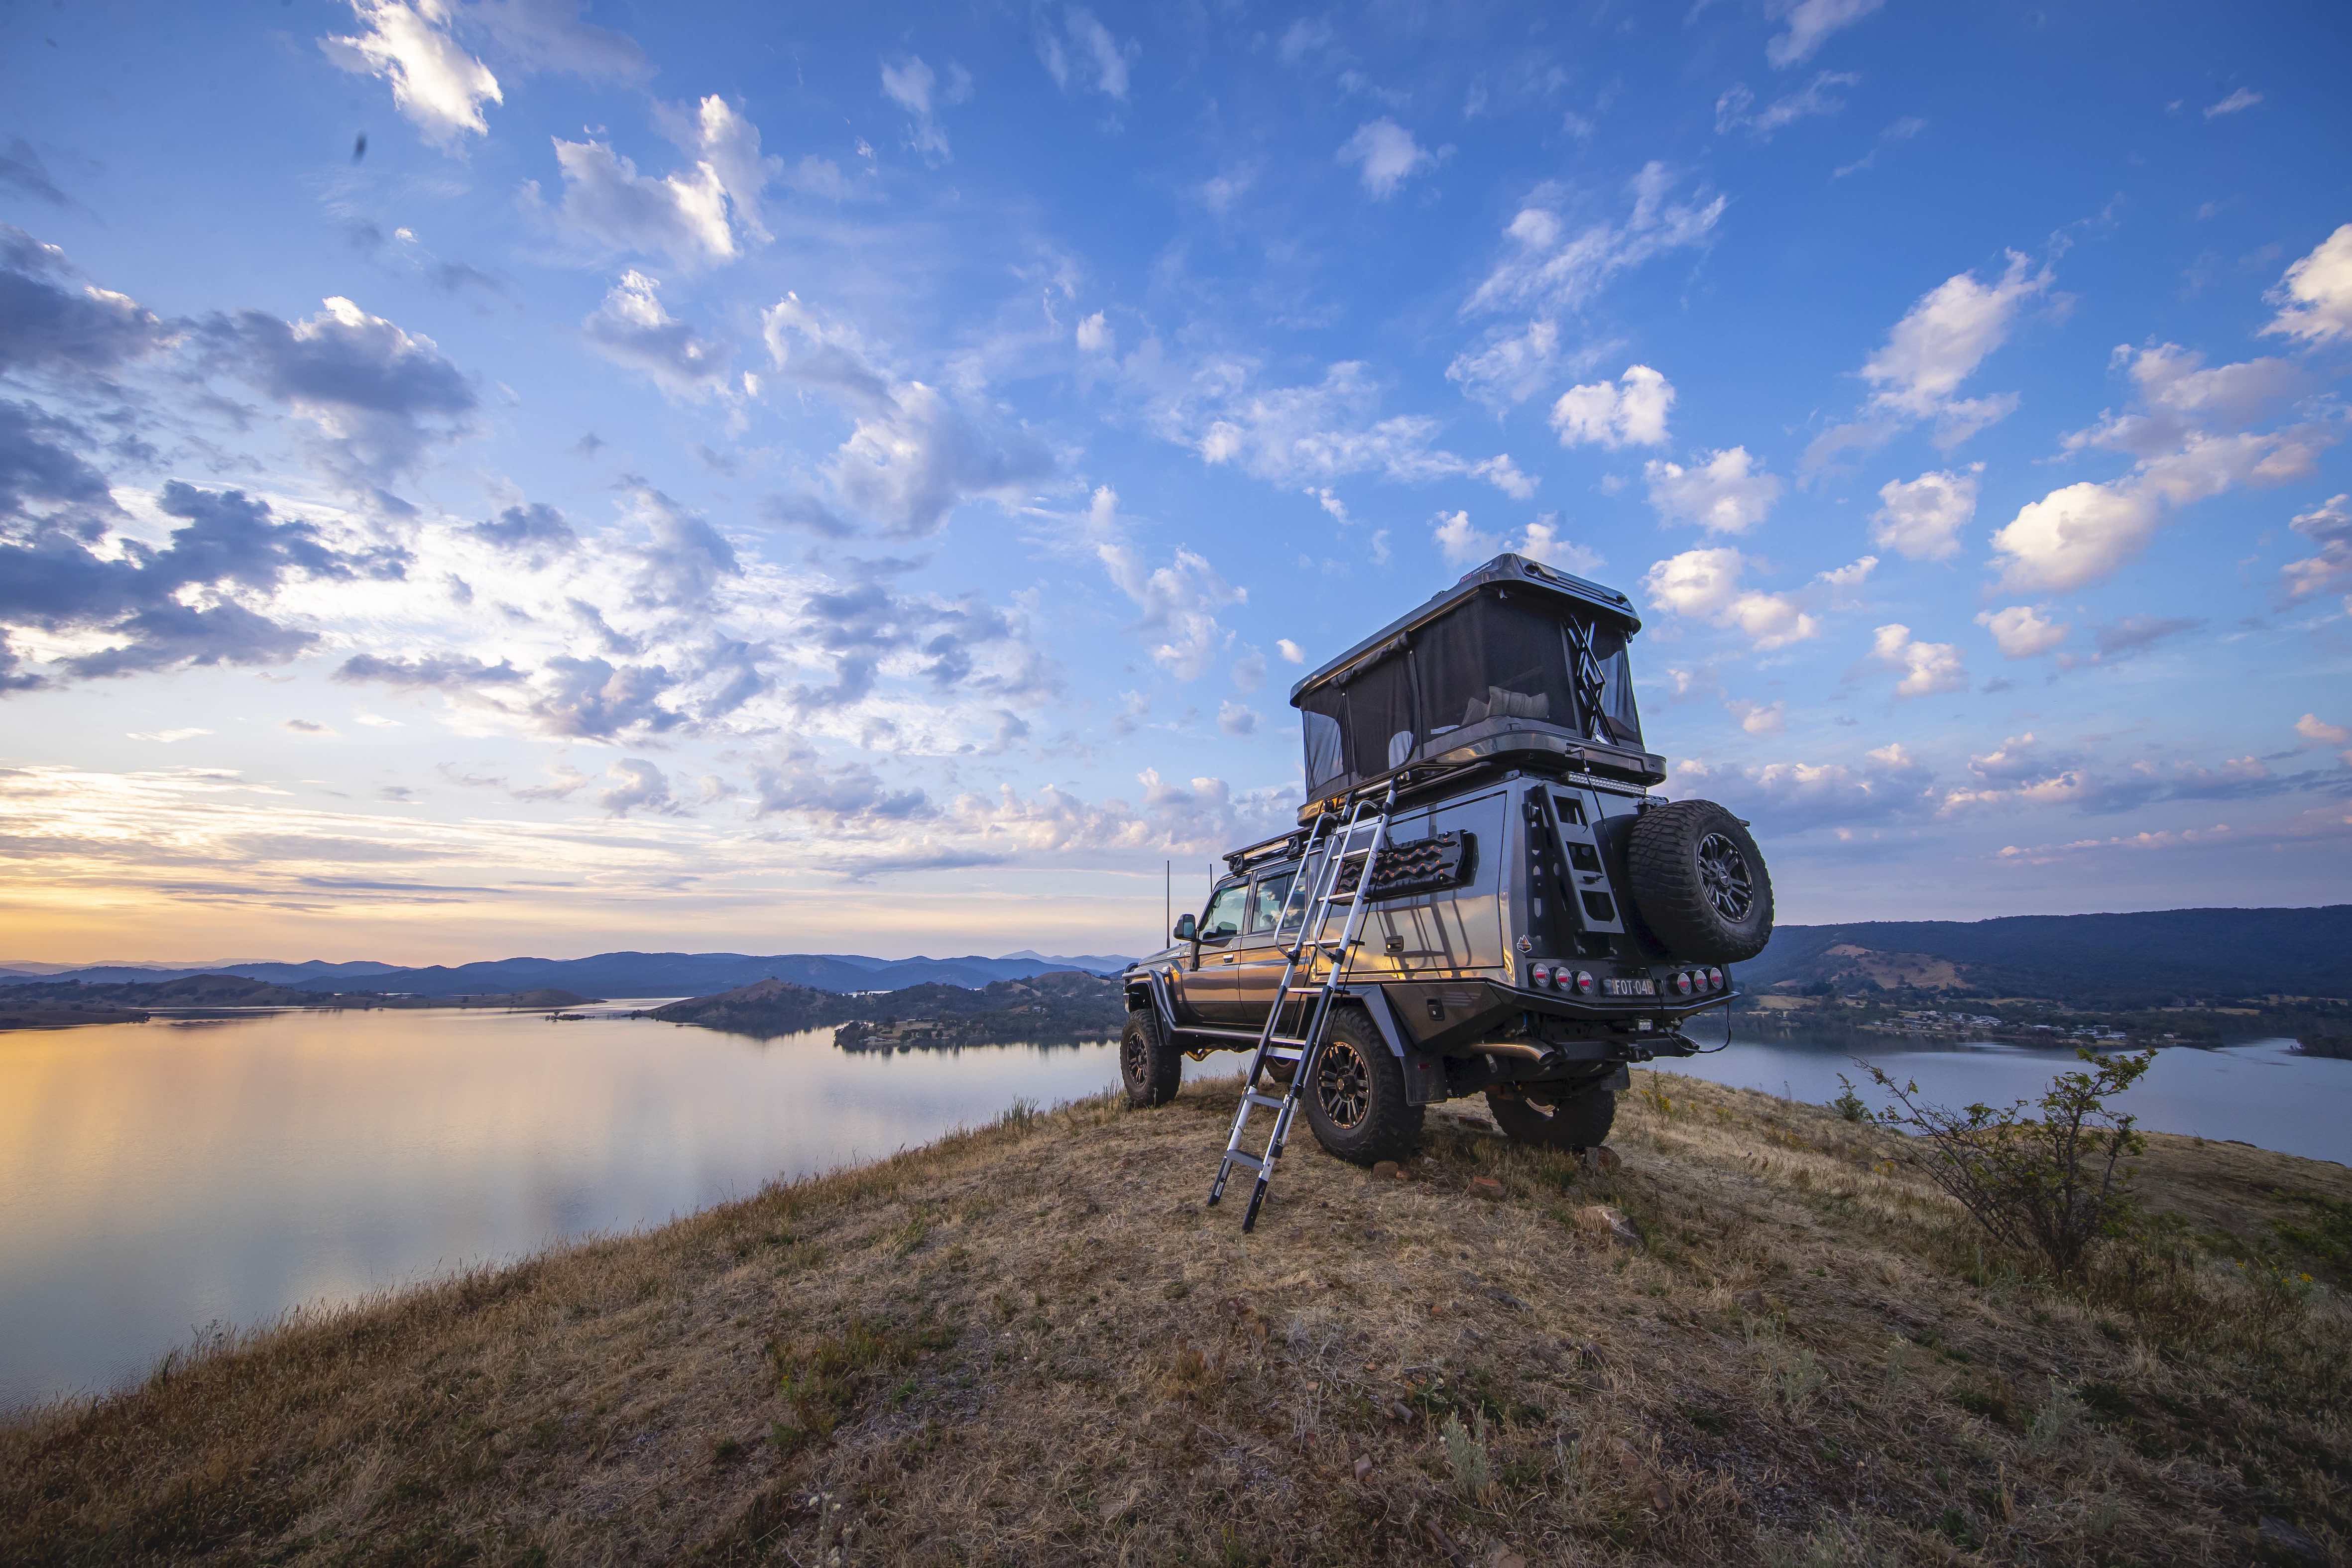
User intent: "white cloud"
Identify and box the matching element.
[1075,311,1113,354]
[1862,250,2050,420]
[1729,699,1787,734]
[1230,646,1265,693]
[322,0,501,148]
[1975,604,2069,659]
[1642,548,1828,650]
[1993,429,2321,593]
[1713,71,1858,138]
[1216,700,1258,737]
[1869,465,1979,561]
[1833,114,1927,178]
[1765,0,1883,67]
[2204,87,2262,118]
[2262,224,2352,346]
[1336,119,1435,200]
[1431,509,1490,567]
[1182,360,1529,497]
[537,136,736,266]
[1988,481,2156,594]
[2282,494,2352,602]
[1276,639,1306,664]
[1445,318,1570,409]
[1644,447,1781,534]
[597,758,679,817]
[881,55,971,165]
[1870,623,1968,697]
[1515,516,1603,575]
[2296,714,2352,766]
[1463,162,1724,320]
[1433,511,1598,572]
[1083,487,1244,680]
[1551,364,1673,449]
[1039,9,1138,101]
[126,727,213,744]
[582,270,733,399]
[763,293,1052,537]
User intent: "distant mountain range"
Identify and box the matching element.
[1740,905,2352,1005]
[0,949,1137,999]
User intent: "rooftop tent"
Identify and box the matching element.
[1289,553,1657,801]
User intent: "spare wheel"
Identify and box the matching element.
[1624,799,1774,964]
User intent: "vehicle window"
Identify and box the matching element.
[1245,871,1297,934]
[1199,882,1248,941]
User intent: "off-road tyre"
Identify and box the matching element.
[1297,1008,1423,1165]
[1119,1009,1181,1108]
[1624,799,1774,964]
[1486,1087,1617,1151]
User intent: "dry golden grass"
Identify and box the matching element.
[4,1070,2348,1566]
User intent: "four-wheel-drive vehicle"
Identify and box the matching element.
[1120,552,1773,1214]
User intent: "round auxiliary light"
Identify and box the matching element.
[1708,966,1727,992]
[1674,971,1694,996]
[1572,970,1596,996]
[1530,962,1552,989]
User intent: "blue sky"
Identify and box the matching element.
[1,0,2348,964]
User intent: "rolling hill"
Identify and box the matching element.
[1737,905,2352,1004]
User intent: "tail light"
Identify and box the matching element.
[1673,971,1694,996]
[1571,970,1595,996]
[1708,966,1726,992]
[1529,962,1552,989]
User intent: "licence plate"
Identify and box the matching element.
[1602,977,1657,997]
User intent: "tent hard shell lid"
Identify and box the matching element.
[1289,552,1665,805]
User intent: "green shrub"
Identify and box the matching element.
[1857,1049,2153,1278]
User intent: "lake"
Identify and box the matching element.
[1,1006,2344,1410]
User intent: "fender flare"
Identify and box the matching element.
[1332,983,1410,1059]
[1128,967,1180,1038]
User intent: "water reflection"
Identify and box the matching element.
[0,1005,1121,1409]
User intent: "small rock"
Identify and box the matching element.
[1371,1159,1400,1181]
[1352,1455,1374,1482]
[1469,1175,1505,1198]
[1487,1552,1529,1568]
[1580,1145,1621,1175]
[1574,1203,1644,1249]
[2257,1516,2326,1566]
[1385,1399,1414,1422]
[1735,1289,1768,1314]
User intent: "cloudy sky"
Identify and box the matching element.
[1,1,2348,965]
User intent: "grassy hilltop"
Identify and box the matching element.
[4,1072,2347,1566]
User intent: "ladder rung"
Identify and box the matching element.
[1220,1150,1268,1174]
[1268,1034,1309,1047]
[1261,1044,1301,1062]
[1283,983,1329,994]
[1242,1091,1288,1111]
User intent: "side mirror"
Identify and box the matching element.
[1172,913,1196,941]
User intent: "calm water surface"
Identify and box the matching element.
[2,1006,2344,1409]
[0,1003,1121,1409]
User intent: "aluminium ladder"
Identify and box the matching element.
[1206,777,1400,1232]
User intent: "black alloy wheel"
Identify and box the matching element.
[1696,831,1755,922]
[1118,1009,1181,1108]
[1314,1039,1372,1129]
[1296,1008,1423,1165]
